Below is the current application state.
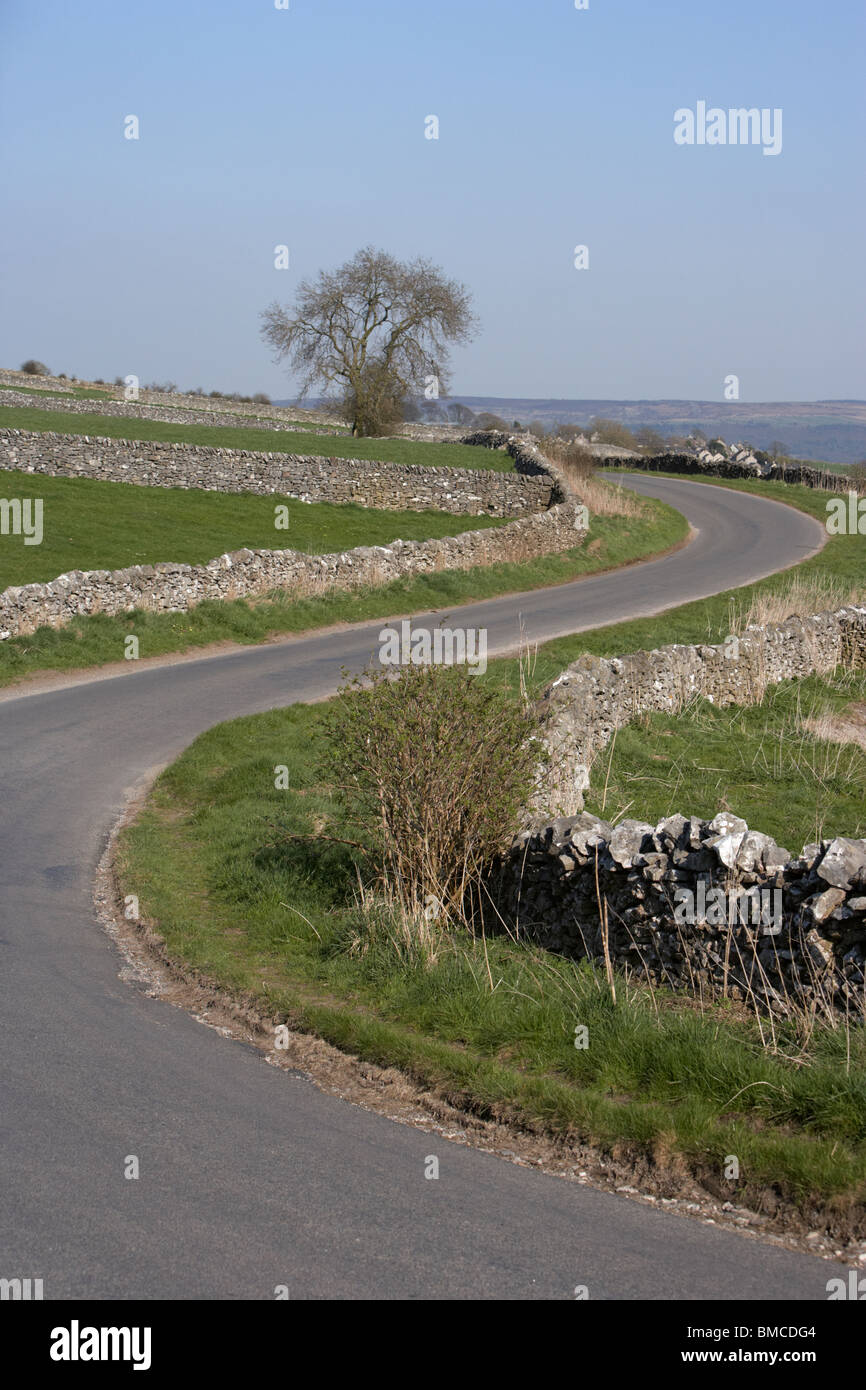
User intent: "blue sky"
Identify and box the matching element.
[1,0,863,401]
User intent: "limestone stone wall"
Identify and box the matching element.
[536,606,866,813]
[489,810,866,1018]
[0,387,343,438]
[0,436,585,638]
[604,450,859,493]
[0,427,555,517]
[485,606,866,1016]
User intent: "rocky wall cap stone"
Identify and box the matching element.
[763,844,792,869]
[608,820,655,867]
[653,813,689,848]
[709,811,749,836]
[816,838,866,891]
[735,830,779,873]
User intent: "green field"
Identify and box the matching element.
[0,468,504,591]
[0,403,510,470]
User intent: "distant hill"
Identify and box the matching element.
[451,399,866,466]
[272,397,866,465]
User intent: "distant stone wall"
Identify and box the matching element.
[604,451,860,493]
[489,811,866,1018]
[0,494,587,639]
[0,368,343,427]
[0,388,342,438]
[0,427,554,516]
[535,606,866,813]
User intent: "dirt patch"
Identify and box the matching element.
[804,701,866,752]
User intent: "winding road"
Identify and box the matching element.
[0,475,841,1300]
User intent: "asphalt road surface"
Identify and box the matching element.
[0,475,840,1299]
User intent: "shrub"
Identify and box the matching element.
[21,359,49,376]
[320,662,541,934]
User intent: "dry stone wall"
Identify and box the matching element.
[0,427,554,516]
[489,811,866,1018]
[0,388,343,438]
[536,606,866,813]
[0,369,343,427]
[0,435,585,637]
[604,451,859,493]
[484,605,866,1017]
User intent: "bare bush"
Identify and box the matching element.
[320,662,541,944]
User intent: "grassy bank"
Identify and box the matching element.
[0,493,685,685]
[0,403,510,471]
[118,695,866,1227]
[113,471,866,1225]
[0,469,504,590]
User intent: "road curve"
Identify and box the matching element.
[0,476,838,1300]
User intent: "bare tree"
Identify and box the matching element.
[591,417,637,449]
[260,246,478,436]
[635,426,666,453]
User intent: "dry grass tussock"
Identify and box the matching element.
[729,573,865,634]
[540,441,646,520]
